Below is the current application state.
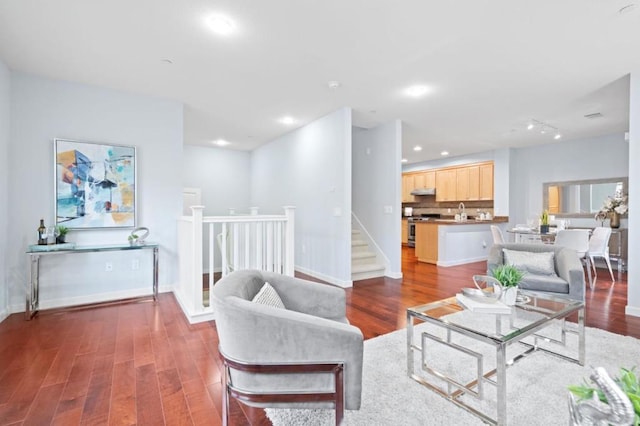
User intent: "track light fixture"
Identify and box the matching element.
[526,119,562,140]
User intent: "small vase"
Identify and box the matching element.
[540,224,549,234]
[501,287,518,306]
[609,212,620,228]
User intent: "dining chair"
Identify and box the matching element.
[587,227,615,284]
[554,229,593,288]
[490,225,505,244]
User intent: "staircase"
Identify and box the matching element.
[351,229,385,281]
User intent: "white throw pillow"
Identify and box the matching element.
[502,249,556,276]
[251,282,286,309]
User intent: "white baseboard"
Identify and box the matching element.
[625,305,640,318]
[437,256,488,268]
[172,289,216,324]
[295,265,353,288]
[385,271,403,279]
[9,285,173,314]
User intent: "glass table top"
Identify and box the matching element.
[407,291,584,343]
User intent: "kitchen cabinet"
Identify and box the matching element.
[467,165,480,200]
[415,223,438,264]
[435,169,457,201]
[479,163,494,200]
[413,170,435,190]
[456,167,471,201]
[402,174,415,203]
[401,219,408,244]
[436,162,493,201]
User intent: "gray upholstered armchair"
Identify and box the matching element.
[212,270,363,425]
[487,243,586,301]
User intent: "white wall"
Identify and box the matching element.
[509,133,629,228]
[8,73,183,312]
[0,60,9,321]
[182,145,251,273]
[627,73,640,316]
[352,121,402,277]
[251,108,353,286]
[182,145,251,215]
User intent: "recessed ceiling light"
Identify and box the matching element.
[404,85,430,98]
[161,58,173,65]
[280,116,296,125]
[327,80,341,89]
[440,151,449,156]
[527,123,534,130]
[401,158,408,163]
[206,14,237,36]
[554,133,562,140]
[212,139,231,147]
[413,146,422,152]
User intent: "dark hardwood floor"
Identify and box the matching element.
[0,246,636,425]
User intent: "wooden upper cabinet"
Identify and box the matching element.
[479,163,494,200]
[408,162,493,202]
[435,169,457,201]
[456,167,470,201]
[413,172,426,189]
[402,173,415,203]
[424,171,436,188]
[413,171,435,189]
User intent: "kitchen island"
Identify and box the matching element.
[415,218,508,266]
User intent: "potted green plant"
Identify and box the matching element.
[569,367,639,425]
[55,225,69,244]
[540,209,550,234]
[491,264,525,305]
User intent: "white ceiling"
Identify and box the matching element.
[0,0,638,163]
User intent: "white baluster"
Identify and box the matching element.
[284,206,296,276]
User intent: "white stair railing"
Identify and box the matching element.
[176,206,295,323]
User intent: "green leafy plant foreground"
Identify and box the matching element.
[568,367,640,426]
[491,265,524,288]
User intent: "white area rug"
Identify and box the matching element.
[266,313,640,425]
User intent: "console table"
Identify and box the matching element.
[25,242,159,320]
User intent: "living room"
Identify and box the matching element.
[1,2,640,424]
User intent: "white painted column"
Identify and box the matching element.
[626,73,640,316]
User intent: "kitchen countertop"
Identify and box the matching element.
[414,216,508,225]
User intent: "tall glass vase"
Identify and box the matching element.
[609,211,620,228]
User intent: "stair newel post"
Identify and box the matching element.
[283,206,296,276]
[190,206,205,311]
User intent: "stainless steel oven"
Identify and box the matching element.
[407,214,441,248]
[408,221,416,247]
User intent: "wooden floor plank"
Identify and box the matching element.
[0,246,637,425]
[157,368,193,425]
[135,363,164,425]
[21,382,65,426]
[109,360,136,426]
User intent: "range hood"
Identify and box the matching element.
[410,187,436,196]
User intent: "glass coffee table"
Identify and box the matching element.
[406,291,585,425]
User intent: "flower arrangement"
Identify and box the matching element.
[596,195,628,220]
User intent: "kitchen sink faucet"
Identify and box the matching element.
[458,202,467,221]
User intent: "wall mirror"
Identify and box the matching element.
[542,177,628,217]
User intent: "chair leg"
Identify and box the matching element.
[589,255,597,288]
[604,254,616,283]
[583,257,594,290]
[222,366,229,426]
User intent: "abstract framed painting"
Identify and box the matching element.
[54,138,137,229]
